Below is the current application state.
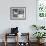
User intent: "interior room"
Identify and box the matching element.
[0,0,46,46]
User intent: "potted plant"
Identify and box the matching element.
[33,32,46,43]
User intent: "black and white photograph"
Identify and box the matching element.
[10,7,26,20]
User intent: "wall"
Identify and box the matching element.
[0,0,36,42]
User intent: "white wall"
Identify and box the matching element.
[0,0,37,42]
[0,0,37,34]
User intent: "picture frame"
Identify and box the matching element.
[36,0,46,26]
[10,7,26,20]
[37,0,46,19]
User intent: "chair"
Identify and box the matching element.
[4,33,18,46]
[4,27,19,46]
[18,33,30,46]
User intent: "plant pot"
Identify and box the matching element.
[40,38,45,43]
[37,39,40,43]
[37,39,45,44]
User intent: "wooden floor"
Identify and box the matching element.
[0,42,46,46]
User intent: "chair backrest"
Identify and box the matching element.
[11,27,18,34]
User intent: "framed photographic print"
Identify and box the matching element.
[36,0,46,26]
[37,0,46,19]
[10,7,26,20]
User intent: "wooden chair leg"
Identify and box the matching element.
[4,41,7,46]
[4,33,7,46]
[15,33,18,46]
[17,34,18,46]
